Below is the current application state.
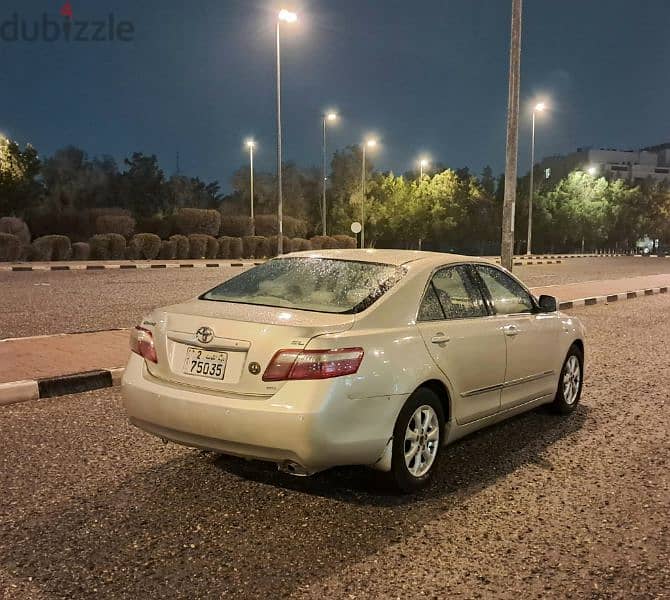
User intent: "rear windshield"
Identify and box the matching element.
[201,257,405,314]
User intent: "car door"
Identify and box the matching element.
[415,265,507,425]
[474,264,560,410]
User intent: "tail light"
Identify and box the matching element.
[262,347,364,381]
[130,326,158,363]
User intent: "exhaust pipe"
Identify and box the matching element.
[277,461,314,477]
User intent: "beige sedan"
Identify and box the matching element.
[122,250,585,492]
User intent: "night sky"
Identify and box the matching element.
[1,0,668,191]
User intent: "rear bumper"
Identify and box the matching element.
[121,354,406,472]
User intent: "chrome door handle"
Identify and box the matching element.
[503,324,520,336]
[431,333,450,344]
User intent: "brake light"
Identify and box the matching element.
[262,347,364,381]
[130,326,158,363]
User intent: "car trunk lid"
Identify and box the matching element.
[144,299,355,395]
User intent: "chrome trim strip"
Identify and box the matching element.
[167,331,251,352]
[503,370,555,389]
[461,370,554,398]
[461,383,504,398]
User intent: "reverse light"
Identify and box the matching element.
[130,326,158,363]
[262,348,364,381]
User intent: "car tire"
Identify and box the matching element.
[551,345,584,414]
[388,387,445,493]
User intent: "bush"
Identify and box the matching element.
[71,242,90,261]
[242,235,270,259]
[136,215,173,239]
[0,217,31,245]
[32,235,72,261]
[0,233,21,261]
[332,234,357,249]
[175,208,221,236]
[188,234,218,259]
[288,237,312,253]
[254,214,308,238]
[217,236,233,259]
[169,234,189,259]
[220,215,253,237]
[309,235,338,250]
[28,207,130,242]
[229,237,243,259]
[128,233,161,260]
[267,235,291,257]
[89,233,126,260]
[96,215,135,238]
[158,239,177,260]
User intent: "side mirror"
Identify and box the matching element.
[538,294,557,312]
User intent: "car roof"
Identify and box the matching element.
[283,248,492,268]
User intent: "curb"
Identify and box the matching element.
[557,286,668,310]
[0,261,263,272]
[0,367,124,407]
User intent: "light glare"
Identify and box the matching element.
[534,102,546,112]
[245,138,255,149]
[278,9,298,23]
[326,112,338,121]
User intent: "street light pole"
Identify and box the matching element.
[500,0,523,271]
[361,142,367,249]
[275,9,297,255]
[322,112,337,235]
[275,19,283,255]
[247,139,255,235]
[527,101,545,256]
[360,138,377,248]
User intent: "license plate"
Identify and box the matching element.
[183,347,227,380]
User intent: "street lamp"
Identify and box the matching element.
[360,138,377,248]
[246,138,256,234]
[419,158,429,179]
[527,101,546,256]
[587,165,597,176]
[322,111,338,235]
[275,8,297,255]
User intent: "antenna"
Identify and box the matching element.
[175,151,181,175]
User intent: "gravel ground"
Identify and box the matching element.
[1,257,669,339]
[1,296,668,599]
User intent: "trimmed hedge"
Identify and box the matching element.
[254,214,308,238]
[0,217,31,245]
[309,235,338,250]
[229,237,243,259]
[0,233,21,261]
[158,239,177,260]
[32,235,72,261]
[71,242,91,261]
[136,215,173,240]
[267,235,291,257]
[188,234,218,259]
[28,208,130,242]
[96,215,135,238]
[332,234,357,249]
[288,237,312,253]
[89,233,126,260]
[176,208,221,236]
[170,234,189,259]
[128,233,161,260]
[220,215,253,237]
[242,235,269,259]
[217,236,232,259]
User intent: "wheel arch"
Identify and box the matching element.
[416,378,452,423]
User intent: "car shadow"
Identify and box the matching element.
[213,404,588,506]
[2,405,587,599]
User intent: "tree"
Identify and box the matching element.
[118,153,166,217]
[0,137,42,215]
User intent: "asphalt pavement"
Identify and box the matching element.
[1,295,668,599]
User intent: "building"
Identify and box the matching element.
[538,142,670,185]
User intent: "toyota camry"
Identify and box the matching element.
[122,249,585,492]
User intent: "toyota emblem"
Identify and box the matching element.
[195,326,214,344]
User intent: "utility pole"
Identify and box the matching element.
[501,0,522,271]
